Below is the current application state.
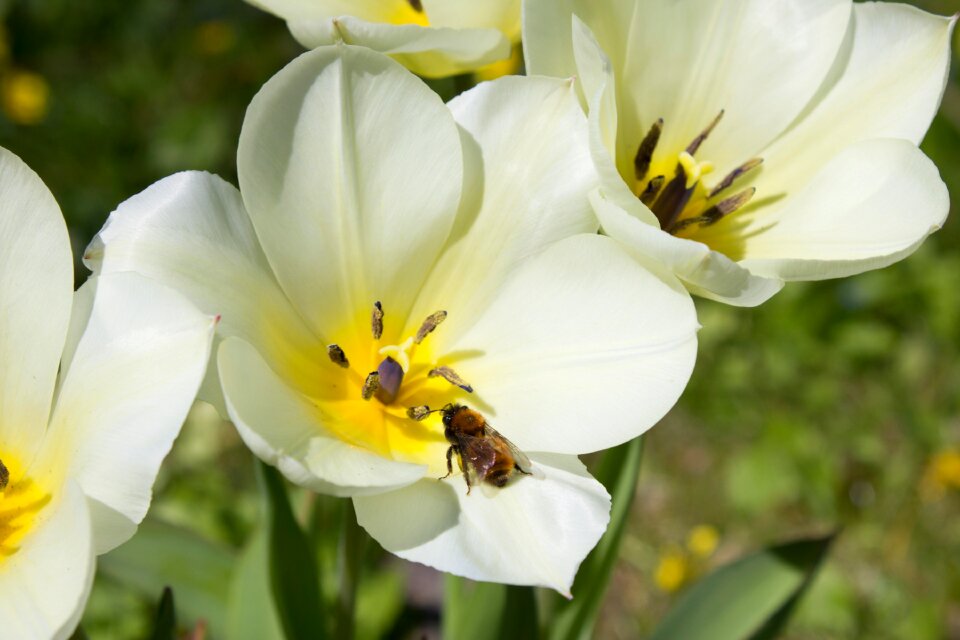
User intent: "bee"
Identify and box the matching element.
[439,404,533,495]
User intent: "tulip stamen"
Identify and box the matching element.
[709,158,763,198]
[0,459,8,492]
[428,366,474,393]
[361,371,381,400]
[407,405,432,421]
[415,310,447,344]
[371,301,384,340]
[639,175,665,206]
[408,0,424,12]
[327,344,349,368]
[668,187,757,233]
[685,110,724,155]
[634,118,663,182]
[632,110,763,236]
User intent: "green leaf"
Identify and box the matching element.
[257,461,326,640]
[96,519,234,633]
[68,626,90,640]
[149,587,176,640]
[649,534,836,640]
[548,436,644,640]
[227,531,285,640]
[443,576,539,640]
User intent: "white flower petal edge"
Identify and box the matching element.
[237,43,464,335]
[45,272,217,554]
[354,453,610,594]
[0,481,93,640]
[290,17,509,78]
[439,234,699,454]
[0,146,72,461]
[247,0,511,78]
[410,74,600,338]
[84,171,324,412]
[737,138,949,280]
[218,337,427,497]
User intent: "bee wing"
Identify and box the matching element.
[458,434,497,486]
[483,423,536,475]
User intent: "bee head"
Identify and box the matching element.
[440,403,461,427]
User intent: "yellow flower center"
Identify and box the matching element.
[632,111,763,253]
[0,454,51,559]
[317,302,475,471]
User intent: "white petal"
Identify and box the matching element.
[0,480,94,640]
[421,0,521,40]
[572,16,659,228]
[410,75,599,338]
[218,337,427,497]
[289,18,510,78]
[758,4,955,194]
[248,0,420,23]
[435,234,699,454]
[0,147,72,461]
[523,0,634,82]
[238,45,463,335]
[738,138,949,280]
[85,171,325,405]
[526,0,852,175]
[43,273,215,554]
[354,453,610,594]
[592,190,784,306]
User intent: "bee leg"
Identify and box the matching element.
[464,470,472,496]
[439,446,456,480]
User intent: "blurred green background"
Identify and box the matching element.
[0,0,957,638]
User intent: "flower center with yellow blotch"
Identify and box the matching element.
[0,454,51,559]
[389,0,430,26]
[632,111,764,255]
[319,302,475,470]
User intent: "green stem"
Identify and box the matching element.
[335,500,365,640]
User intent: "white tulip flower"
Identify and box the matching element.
[85,45,698,593]
[525,0,955,306]
[0,147,215,638]
[247,0,520,77]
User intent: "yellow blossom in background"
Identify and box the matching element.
[687,524,720,559]
[921,449,960,501]
[474,45,523,82]
[2,70,49,125]
[655,549,689,593]
[194,20,237,56]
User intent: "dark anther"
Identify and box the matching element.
[639,175,665,206]
[407,405,432,421]
[428,366,474,393]
[685,110,724,156]
[669,187,756,233]
[709,158,763,198]
[415,310,447,344]
[634,118,664,182]
[361,372,381,401]
[652,167,694,231]
[0,458,8,491]
[327,344,349,368]
[371,301,384,340]
[408,0,424,12]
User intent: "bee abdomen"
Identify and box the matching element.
[486,461,515,487]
